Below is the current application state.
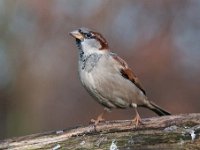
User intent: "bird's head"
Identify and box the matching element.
[70,27,109,54]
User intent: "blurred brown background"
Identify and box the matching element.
[0,0,200,140]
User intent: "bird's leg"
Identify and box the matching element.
[131,108,142,127]
[90,108,108,125]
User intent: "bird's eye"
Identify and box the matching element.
[84,33,93,38]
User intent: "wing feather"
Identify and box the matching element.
[112,54,146,95]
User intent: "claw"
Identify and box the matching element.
[90,118,104,125]
[90,111,105,125]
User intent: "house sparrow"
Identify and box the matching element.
[69,27,171,126]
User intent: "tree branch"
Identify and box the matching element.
[1,113,200,149]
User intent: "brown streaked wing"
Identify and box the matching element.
[112,55,146,95]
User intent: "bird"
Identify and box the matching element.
[69,27,171,126]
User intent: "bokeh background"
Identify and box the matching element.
[0,0,200,140]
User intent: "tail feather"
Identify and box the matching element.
[147,101,171,116]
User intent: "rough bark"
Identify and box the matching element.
[0,113,200,150]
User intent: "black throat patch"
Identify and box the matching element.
[76,39,82,49]
[80,53,102,72]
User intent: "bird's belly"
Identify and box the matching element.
[79,70,117,108]
[95,74,146,108]
[79,67,147,109]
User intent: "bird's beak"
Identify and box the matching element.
[69,30,84,41]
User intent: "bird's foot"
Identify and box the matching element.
[90,118,105,125]
[131,112,142,127]
[90,112,105,125]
